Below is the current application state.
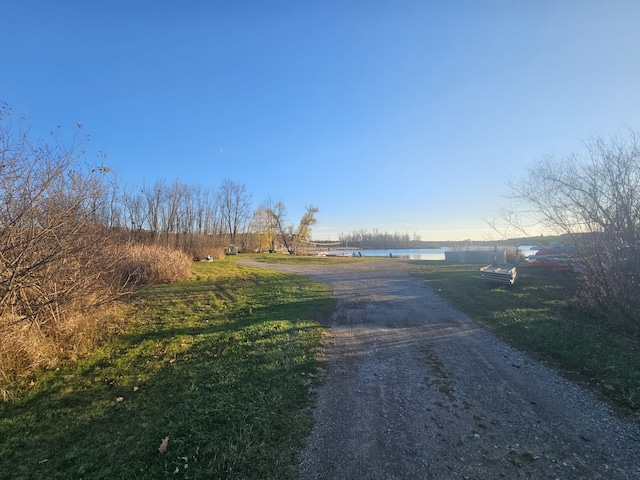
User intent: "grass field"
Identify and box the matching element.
[410,261,640,419]
[1,255,638,479]
[0,258,334,480]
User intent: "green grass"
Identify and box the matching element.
[411,262,640,419]
[0,258,335,480]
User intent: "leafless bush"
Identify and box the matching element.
[0,107,192,392]
[0,114,113,324]
[508,129,640,333]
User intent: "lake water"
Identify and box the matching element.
[328,245,540,261]
[328,248,450,260]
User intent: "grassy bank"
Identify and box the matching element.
[0,259,334,480]
[411,262,640,419]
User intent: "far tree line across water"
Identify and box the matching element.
[334,230,559,251]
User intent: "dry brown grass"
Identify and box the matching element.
[115,243,193,285]
[0,242,192,399]
[194,247,226,261]
[0,304,127,400]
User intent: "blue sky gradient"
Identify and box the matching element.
[4,1,640,240]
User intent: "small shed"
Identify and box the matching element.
[445,250,495,264]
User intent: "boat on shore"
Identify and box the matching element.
[480,264,518,284]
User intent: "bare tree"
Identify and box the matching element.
[508,129,640,331]
[218,179,252,248]
[0,108,127,331]
[250,204,273,253]
[142,180,165,241]
[124,177,224,256]
[123,188,148,238]
[296,205,319,240]
[200,188,221,237]
[266,200,291,252]
[291,204,319,254]
[160,179,184,246]
[262,202,320,254]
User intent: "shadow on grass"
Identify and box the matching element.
[0,263,334,480]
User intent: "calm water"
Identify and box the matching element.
[328,248,449,260]
[328,246,540,261]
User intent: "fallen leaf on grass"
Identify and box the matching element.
[116,396,124,402]
[159,436,169,454]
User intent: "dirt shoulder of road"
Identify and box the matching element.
[241,259,640,480]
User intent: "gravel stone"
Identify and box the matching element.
[241,259,640,480]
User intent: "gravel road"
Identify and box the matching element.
[240,259,640,479]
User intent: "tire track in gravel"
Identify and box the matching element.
[240,259,640,479]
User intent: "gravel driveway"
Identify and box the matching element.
[241,259,640,479]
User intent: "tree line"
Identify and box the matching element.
[0,106,316,386]
[105,179,319,257]
[0,105,320,329]
[339,229,439,249]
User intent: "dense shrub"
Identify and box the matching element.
[0,238,192,397]
[0,108,193,395]
[509,130,640,333]
[191,246,226,261]
[115,243,193,285]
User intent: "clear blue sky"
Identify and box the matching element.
[4,1,640,241]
